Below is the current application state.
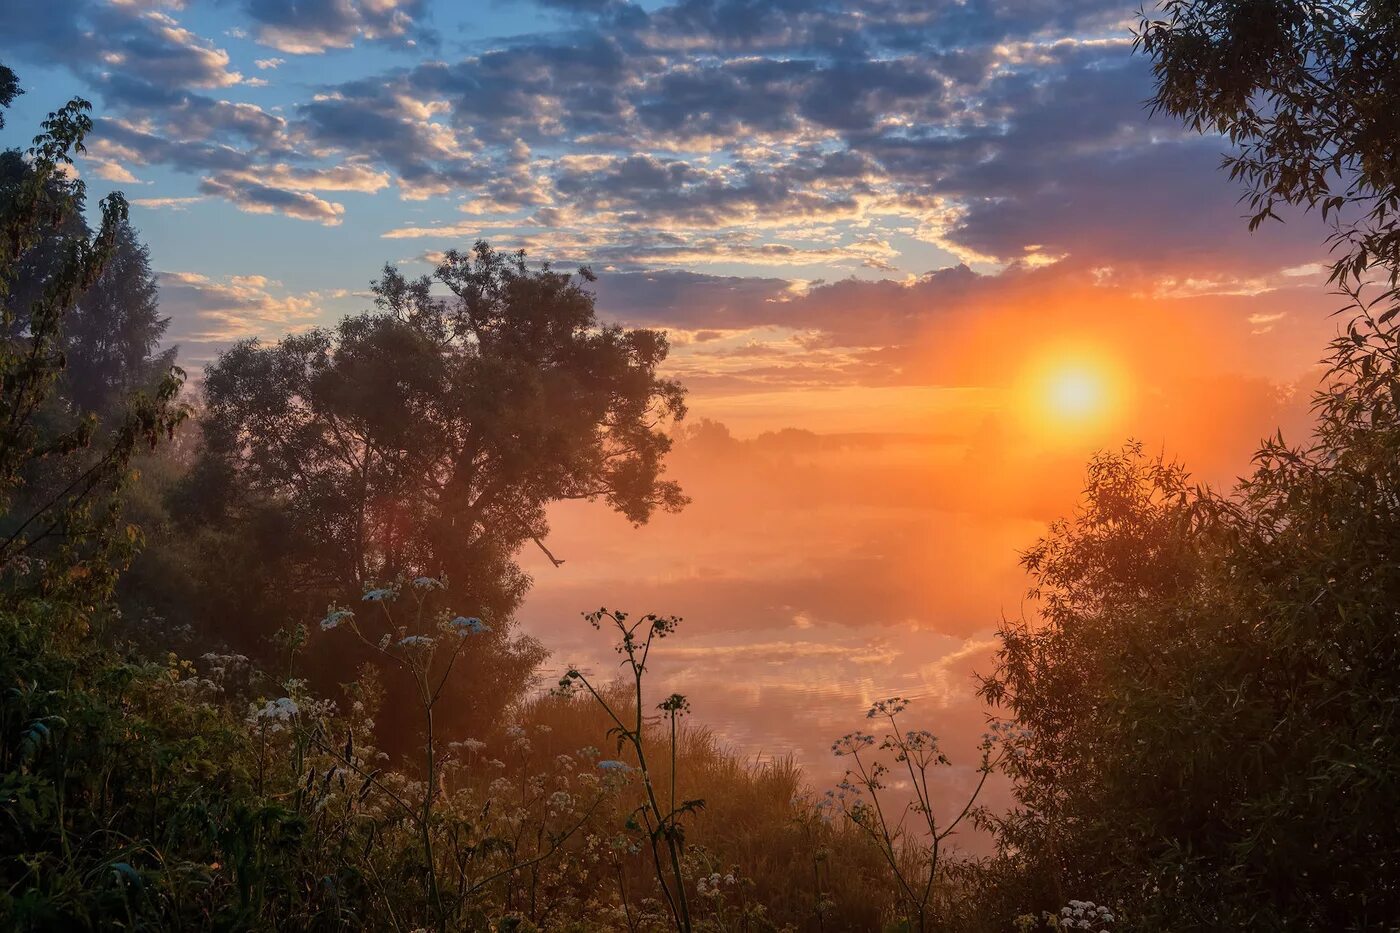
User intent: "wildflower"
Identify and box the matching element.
[449,615,490,636]
[320,608,354,630]
[831,731,876,756]
[658,693,690,714]
[1059,900,1113,931]
[249,697,299,725]
[867,696,910,718]
[201,652,249,674]
[597,760,632,772]
[172,676,218,695]
[362,587,394,602]
[458,738,486,753]
[848,799,872,824]
[412,576,444,590]
[398,634,435,649]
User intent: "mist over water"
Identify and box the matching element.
[513,373,1317,848]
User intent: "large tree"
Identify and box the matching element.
[190,242,687,736]
[67,219,175,416]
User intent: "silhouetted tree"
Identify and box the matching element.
[0,153,175,418]
[187,242,687,741]
[68,220,175,416]
[1139,0,1400,291]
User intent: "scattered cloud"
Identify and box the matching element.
[87,158,143,183]
[0,0,1333,278]
[131,196,205,210]
[241,0,434,54]
[0,2,244,91]
[157,269,334,367]
[198,172,347,225]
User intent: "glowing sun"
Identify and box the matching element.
[1017,348,1128,439]
[1045,367,1108,421]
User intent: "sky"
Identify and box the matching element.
[0,0,1348,838]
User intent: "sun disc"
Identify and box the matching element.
[1014,347,1127,441]
[1046,368,1106,420]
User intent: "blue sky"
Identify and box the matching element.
[0,0,1328,371]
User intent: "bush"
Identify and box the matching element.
[977,311,1400,928]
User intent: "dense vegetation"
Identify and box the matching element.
[4,0,1400,927]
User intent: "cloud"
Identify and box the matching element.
[198,172,347,225]
[591,270,793,322]
[157,270,331,366]
[118,11,245,88]
[7,0,1339,283]
[131,196,204,210]
[383,225,897,270]
[0,2,243,91]
[242,0,434,53]
[584,253,1338,368]
[1248,311,1289,334]
[254,161,392,193]
[549,153,869,229]
[106,96,287,149]
[251,4,1322,282]
[879,60,1327,273]
[90,115,261,177]
[87,157,143,183]
[630,55,948,140]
